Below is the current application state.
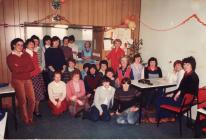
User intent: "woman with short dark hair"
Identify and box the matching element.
[144,57,162,79]
[7,38,35,124]
[61,36,73,61]
[25,39,45,118]
[155,56,199,123]
[84,64,102,104]
[45,36,66,82]
[83,77,115,121]
[111,77,141,124]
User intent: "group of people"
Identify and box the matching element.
[6,35,199,126]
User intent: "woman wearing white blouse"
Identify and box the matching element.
[166,60,185,94]
[48,72,67,116]
[83,77,115,121]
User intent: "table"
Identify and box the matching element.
[0,86,17,130]
[131,78,176,124]
[0,112,8,139]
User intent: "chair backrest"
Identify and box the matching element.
[198,88,206,108]
[181,93,194,110]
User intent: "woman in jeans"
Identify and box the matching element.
[7,38,35,124]
[111,78,141,124]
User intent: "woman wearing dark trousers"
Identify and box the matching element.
[155,56,199,123]
[45,36,66,82]
[83,77,115,121]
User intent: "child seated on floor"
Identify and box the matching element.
[48,72,67,116]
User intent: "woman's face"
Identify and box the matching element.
[106,71,113,79]
[27,42,35,50]
[52,40,59,48]
[103,81,110,89]
[63,39,69,46]
[33,39,40,47]
[135,57,141,64]
[54,74,61,82]
[183,63,192,73]
[72,74,80,81]
[121,58,128,68]
[114,41,121,48]
[174,63,182,72]
[100,64,107,71]
[68,61,75,68]
[14,41,24,52]
[122,83,129,91]
[149,61,156,68]
[90,67,96,75]
[85,42,90,49]
[45,40,51,46]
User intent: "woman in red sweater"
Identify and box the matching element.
[106,39,125,72]
[25,39,45,118]
[7,38,35,124]
[67,70,89,117]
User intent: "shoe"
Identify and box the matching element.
[33,112,42,118]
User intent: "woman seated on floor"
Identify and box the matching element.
[116,56,134,87]
[67,70,89,117]
[84,64,102,105]
[83,77,115,121]
[48,72,67,116]
[111,78,141,125]
[154,56,199,123]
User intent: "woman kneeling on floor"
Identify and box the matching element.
[111,78,141,124]
[83,77,115,121]
[67,69,89,117]
[48,72,67,116]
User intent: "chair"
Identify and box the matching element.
[197,88,206,132]
[157,93,195,137]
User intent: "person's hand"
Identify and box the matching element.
[71,96,77,101]
[110,112,115,116]
[99,112,103,116]
[174,93,180,101]
[116,111,121,115]
[77,100,84,106]
[87,94,92,98]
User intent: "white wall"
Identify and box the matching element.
[140,0,206,119]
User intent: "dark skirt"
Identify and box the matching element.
[31,73,45,101]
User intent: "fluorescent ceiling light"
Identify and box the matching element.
[54,24,68,28]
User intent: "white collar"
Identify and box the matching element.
[45,45,50,49]
[25,48,33,57]
[34,46,40,52]
[102,86,112,91]
[11,51,23,56]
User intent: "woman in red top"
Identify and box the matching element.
[7,38,35,124]
[67,70,89,117]
[116,56,134,87]
[25,39,45,118]
[106,39,125,72]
